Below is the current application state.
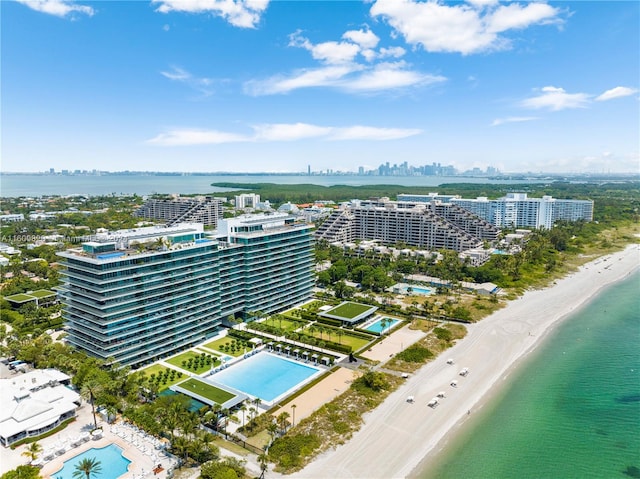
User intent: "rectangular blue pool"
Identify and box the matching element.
[211,352,320,403]
[365,317,400,334]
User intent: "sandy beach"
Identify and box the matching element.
[295,244,640,479]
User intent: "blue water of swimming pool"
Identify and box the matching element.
[406,286,432,295]
[52,444,130,479]
[211,352,319,402]
[365,318,400,334]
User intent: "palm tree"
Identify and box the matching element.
[380,318,388,336]
[21,441,42,463]
[240,404,247,429]
[80,379,103,430]
[258,453,269,479]
[267,422,278,445]
[277,412,290,434]
[73,457,102,479]
[291,404,297,427]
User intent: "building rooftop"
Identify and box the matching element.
[0,369,80,443]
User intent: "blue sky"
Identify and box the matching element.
[2,0,639,174]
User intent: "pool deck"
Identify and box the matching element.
[265,325,426,424]
[360,324,426,362]
[1,404,177,478]
[270,367,360,424]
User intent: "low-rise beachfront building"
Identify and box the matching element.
[57,214,314,367]
[0,214,25,223]
[0,369,80,447]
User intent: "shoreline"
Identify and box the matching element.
[296,244,640,479]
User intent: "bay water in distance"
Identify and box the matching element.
[420,271,640,479]
[0,173,546,197]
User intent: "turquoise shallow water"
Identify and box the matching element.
[421,271,640,479]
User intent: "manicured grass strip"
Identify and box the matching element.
[5,293,34,302]
[180,378,235,404]
[325,302,373,319]
[30,289,56,298]
[305,326,372,352]
[264,317,302,332]
[138,364,185,392]
[165,350,219,374]
[203,337,246,357]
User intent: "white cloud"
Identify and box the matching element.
[15,0,94,18]
[487,3,560,33]
[342,28,380,49]
[247,30,440,95]
[152,0,269,29]
[289,31,361,65]
[245,61,444,95]
[491,116,539,126]
[244,65,361,95]
[521,86,590,111]
[160,66,216,97]
[466,0,498,7]
[379,46,406,58]
[147,123,422,146]
[146,129,249,146]
[595,86,638,102]
[328,125,422,140]
[370,0,562,55]
[341,62,446,92]
[253,123,333,141]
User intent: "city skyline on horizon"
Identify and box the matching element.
[3,0,639,174]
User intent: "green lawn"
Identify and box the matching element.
[325,302,374,319]
[179,378,235,404]
[195,347,220,356]
[5,293,33,302]
[203,337,248,357]
[30,289,56,298]
[306,326,373,352]
[165,350,219,374]
[265,316,302,332]
[138,364,185,392]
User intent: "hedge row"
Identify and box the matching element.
[314,317,342,327]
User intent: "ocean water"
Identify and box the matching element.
[0,173,544,197]
[421,271,640,479]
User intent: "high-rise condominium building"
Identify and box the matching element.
[57,214,313,367]
[234,193,261,209]
[397,192,594,229]
[134,195,224,227]
[315,198,499,252]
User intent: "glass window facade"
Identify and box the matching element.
[57,217,313,368]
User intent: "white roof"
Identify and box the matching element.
[0,369,79,441]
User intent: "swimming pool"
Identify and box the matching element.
[211,352,320,403]
[365,317,400,334]
[52,444,130,479]
[404,285,432,295]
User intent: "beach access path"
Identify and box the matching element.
[295,244,639,479]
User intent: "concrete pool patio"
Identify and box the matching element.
[0,404,177,478]
[268,324,427,423]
